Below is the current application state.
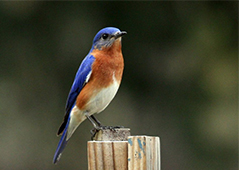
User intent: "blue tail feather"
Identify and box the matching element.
[53,116,70,164]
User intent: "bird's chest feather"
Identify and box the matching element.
[91,48,124,86]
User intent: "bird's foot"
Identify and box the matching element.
[90,127,100,140]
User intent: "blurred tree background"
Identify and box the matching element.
[0,1,237,170]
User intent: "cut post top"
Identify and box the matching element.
[92,128,130,141]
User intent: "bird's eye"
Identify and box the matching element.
[101,33,109,40]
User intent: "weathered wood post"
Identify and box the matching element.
[88,128,130,170]
[128,136,160,170]
[87,128,161,170]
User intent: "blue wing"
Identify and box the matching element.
[53,54,95,164]
[57,54,95,136]
[65,54,95,115]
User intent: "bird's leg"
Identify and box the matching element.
[90,115,124,130]
[85,114,124,140]
[85,113,103,139]
[85,114,100,129]
[90,115,102,127]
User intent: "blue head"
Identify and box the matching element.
[92,27,127,50]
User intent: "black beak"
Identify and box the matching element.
[114,31,127,39]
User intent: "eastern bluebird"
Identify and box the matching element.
[53,27,126,164]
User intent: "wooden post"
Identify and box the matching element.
[128,136,160,170]
[87,129,161,170]
[88,128,130,170]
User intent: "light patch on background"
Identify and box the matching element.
[0,1,41,19]
[197,101,237,150]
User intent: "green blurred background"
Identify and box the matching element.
[0,1,237,170]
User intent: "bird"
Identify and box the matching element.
[53,27,127,164]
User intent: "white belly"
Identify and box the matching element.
[87,76,120,115]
